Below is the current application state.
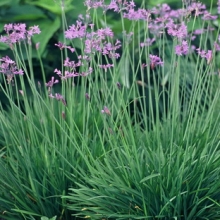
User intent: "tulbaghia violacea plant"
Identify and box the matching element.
[0,0,220,220]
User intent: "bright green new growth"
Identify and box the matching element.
[1,0,220,219]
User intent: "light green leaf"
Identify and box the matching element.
[140,173,160,183]
[161,73,169,86]
[0,42,9,50]
[41,216,57,220]
[120,57,130,88]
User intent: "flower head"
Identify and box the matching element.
[99,63,114,72]
[202,11,218,20]
[175,40,189,56]
[0,23,40,45]
[0,56,23,84]
[187,2,206,16]
[65,21,86,39]
[45,77,59,87]
[55,41,75,53]
[196,48,212,64]
[101,106,111,115]
[166,20,187,39]
[49,93,67,106]
[140,38,155,47]
[149,55,164,69]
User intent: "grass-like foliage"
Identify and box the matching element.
[1,0,220,219]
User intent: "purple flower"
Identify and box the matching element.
[63,57,82,69]
[54,68,62,77]
[49,93,67,106]
[214,42,220,51]
[84,0,104,9]
[0,56,24,84]
[142,63,148,68]
[99,63,114,72]
[83,29,120,58]
[101,41,121,58]
[97,27,114,39]
[123,8,150,21]
[193,29,205,35]
[55,69,79,80]
[196,48,212,64]
[169,9,187,18]
[27,25,41,37]
[175,40,189,56]
[187,2,206,16]
[0,23,40,45]
[65,21,86,39]
[151,3,171,16]
[0,56,23,74]
[149,54,164,69]
[54,65,92,79]
[107,0,119,12]
[148,20,166,37]
[140,38,155,47]
[55,41,75,53]
[45,77,59,87]
[202,11,218,20]
[166,20,187,39]
[63,71,79,79]
[101,106,111,115]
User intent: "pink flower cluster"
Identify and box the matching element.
[65,20,86,39]
[0,23,40,45]
[175,40,189,56]
[65,19,121,59]
[54,55,93,80]
[142,55,164,70]
[196,49,212,64]
[0,56,24,84]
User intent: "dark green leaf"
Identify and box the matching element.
[4,5,47,21]
[0,0,19,7]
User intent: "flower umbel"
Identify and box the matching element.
[149,55,164,69]
[49,93,67,106]
[196,48,212,64]
[0,23,40,45]
[175,40,189,56]
[0,56,24,84]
